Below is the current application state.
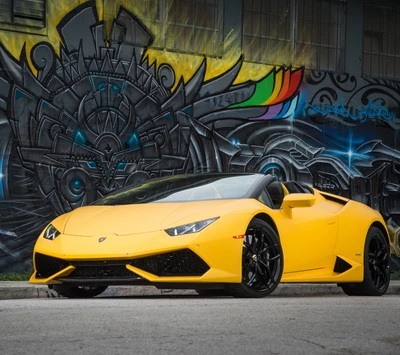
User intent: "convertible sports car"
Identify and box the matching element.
[29,173,391,298]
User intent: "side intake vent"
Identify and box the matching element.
[334,257,352,273]
[320,193,348,205]
[130,249,210,276]
[35,253,70,278]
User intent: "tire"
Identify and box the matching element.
[53,285,108,298]
[340,227,390,296]
[195,289,229,297]
[227,218,283,298]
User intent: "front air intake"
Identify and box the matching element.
[35,253,70,278]
[68,260,137,278]
[130,249,210,276]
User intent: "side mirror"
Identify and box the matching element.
[281,193,316,218]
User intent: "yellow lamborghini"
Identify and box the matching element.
[29,173,391,298]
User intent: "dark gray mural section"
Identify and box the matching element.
[0,2,400,272]
[300,72,400,269]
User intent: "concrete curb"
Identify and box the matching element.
[1,281,399,300]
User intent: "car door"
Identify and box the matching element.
[260,181,338,273]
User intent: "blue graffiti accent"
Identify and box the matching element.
[325,133,370,173]
[303,98,395,123]
[127,133,140,148]
[15,90,24,100]
[113,85,120,93]
[98,82,106,90]
[295,90,307,118]
[230,138,240,146]
[182,106,192,115]
[74,129,87,145]
[326,147,370,166]
[87,161,97,169]
[0,155,4,199]
[260,163,281,174]
[117,162,127,171]
[275,100,292,119]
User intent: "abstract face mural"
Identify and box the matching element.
[0,3,304,215]
[0,2,400,272]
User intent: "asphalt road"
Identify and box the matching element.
[0,295,399,355]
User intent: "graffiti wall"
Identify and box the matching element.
[0,2,399,272]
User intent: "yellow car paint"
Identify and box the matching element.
[29,187,389,287]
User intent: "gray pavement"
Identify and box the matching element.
[2,296,400,355]
[0,280,399,299]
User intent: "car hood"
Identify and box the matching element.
[62,200,239,236]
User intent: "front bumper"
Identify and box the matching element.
[31,248,210,285]
[29,214,249,285]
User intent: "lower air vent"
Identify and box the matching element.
[334,257,352,273]
[130,249,210,276]
[35,253,70,278]
[68,260,136,278]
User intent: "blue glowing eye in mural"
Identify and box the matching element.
[74,129,87,145]
[71,178,84,195]
[113,85,120,93]
[117,162,127,171]
[98,82,106,90]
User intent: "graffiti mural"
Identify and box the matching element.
[304,98,396,123]
[0,3,303,272]
[0,2,400,272]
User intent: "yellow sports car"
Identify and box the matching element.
[29,173,391,298]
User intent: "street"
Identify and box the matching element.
[0,294,399,355]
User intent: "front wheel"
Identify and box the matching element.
[227,218,283,298]
[53,285,108,298]
[340,227,390,296]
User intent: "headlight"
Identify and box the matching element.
[165,217,219,236]
[43,224,61,240]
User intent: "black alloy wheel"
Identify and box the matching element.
[227,218,283,298]
[53,285,108,298]
[340,226,390,296]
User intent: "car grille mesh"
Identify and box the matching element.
[35,249,209,279]
[130,249,209,276]
[68,260,136,278]
[35,253,70,278]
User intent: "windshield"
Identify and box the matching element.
[93,174,263,205]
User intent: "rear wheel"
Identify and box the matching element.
[227,218,283,298]
[340,227,390,296]
[53,285,108,298]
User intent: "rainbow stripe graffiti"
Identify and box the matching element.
[230,67,303,120]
